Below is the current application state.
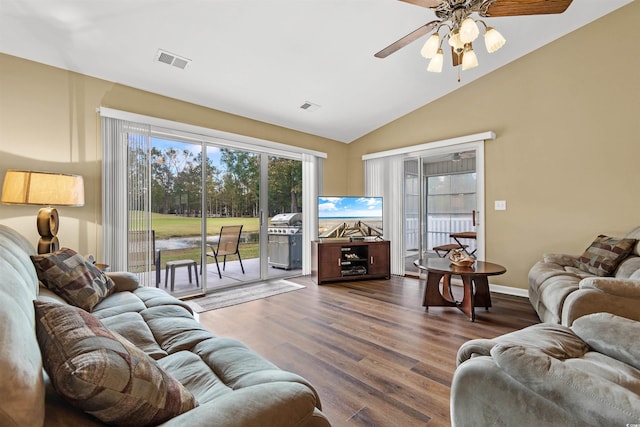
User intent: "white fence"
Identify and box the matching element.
[405,215,475,253]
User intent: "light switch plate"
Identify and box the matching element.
[495,200,507,211]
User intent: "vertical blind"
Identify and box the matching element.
[102,117,154,285]
[364,155,405,276]
[101,108,327,285]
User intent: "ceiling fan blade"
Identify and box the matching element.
[374,21,439,58]
[399,0,444,8]
[484,0,573,17]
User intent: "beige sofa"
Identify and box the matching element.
[528,226,640,325]
[450,312,640,426]
[0,224,331,427]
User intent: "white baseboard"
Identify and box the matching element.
[489,283,529,298]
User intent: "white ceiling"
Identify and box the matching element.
[0,0,632,143]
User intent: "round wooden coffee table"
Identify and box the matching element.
[414,258,506,322]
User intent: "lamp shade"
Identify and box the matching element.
[1,170,84,206]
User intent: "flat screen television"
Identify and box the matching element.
[318,196,383,239]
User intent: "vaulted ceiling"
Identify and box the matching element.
[0,0,632,143]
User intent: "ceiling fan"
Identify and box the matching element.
[375,0,573,72]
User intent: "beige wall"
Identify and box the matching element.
[2,2,638,289]
[347,1,640,289]
[0,54,346,258]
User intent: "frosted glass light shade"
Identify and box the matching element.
[484,27,506,53]
[448,30,464,53]
[459,18,480,44]
[427,49,444,73]
[421,33,440,59]
[462,45,478,70]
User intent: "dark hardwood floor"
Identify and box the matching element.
[197,275,540,427]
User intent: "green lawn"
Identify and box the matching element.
[152,213,260,238]
[150,214,260,265]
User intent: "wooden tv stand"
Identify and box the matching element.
[311,240,390,284]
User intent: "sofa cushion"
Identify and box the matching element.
[34,301,197,426]
[0,226,45,427]
[572,313,640,371]
[100,312,168,360]
[614,256,640,279]
[491,333,640,426]
[31,248,115,311]
[624,226,640,256]
[574,235,636,277]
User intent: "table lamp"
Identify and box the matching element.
[1,169,85,254]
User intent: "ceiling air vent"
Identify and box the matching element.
[300,101,320,112]
[155,49,191,70]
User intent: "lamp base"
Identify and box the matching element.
[36,207,61,254]
[38,237,60,254]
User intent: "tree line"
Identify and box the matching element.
[130,144,302,218]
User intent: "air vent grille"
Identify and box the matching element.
[300,101,320,112]
[155,49,191,69]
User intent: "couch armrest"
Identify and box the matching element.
[561,278,640,326]
[457,323,587,366]
[542,253,579,267]
[456,339,497,365]
[160,382,327,427]
[579,276,640,297]
[104,271,139,292]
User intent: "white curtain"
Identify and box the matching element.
[302,153,322,275]
[365,155,404,276]
[101,108,326,282]
[102,116,153,284]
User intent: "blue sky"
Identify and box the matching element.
[318,196,382,219]
[152,137,224,171]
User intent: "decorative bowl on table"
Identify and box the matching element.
[449,249,475,267]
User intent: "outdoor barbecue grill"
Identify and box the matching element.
[268,212,302,270]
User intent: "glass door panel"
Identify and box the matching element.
[148,137,204,296]
[266,155,303,279]
[202,146,261,290]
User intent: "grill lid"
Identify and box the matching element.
[271,212,302,226]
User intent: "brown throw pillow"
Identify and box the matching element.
[34,301,197,426]
[31,248,115,311]
[574,235,636,277]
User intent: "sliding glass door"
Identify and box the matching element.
[127,136,304,297]
[403,147,483,274]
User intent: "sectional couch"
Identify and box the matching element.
[528,226,640,325]
[450,226,640,426]
[0,224,331,426]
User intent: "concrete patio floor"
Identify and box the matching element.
[149,257,302,297]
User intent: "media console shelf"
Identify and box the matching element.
[311,240,390,284]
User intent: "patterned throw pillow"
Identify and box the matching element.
[574,235,637,277]
[31,248,115,311]
[34,301,197,426]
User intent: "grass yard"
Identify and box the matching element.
[152,213,260,239]
[149,213,260,266]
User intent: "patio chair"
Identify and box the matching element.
[203,225,245,279]
[128,229,162,286]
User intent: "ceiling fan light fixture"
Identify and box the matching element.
[427,49,444,73]
[459,18,480,43]
[461,44,478,70]
[421,33,441,59]
[484,27,506,53]
[448,30,465,53]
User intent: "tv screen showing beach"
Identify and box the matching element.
[318,196,383,238]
